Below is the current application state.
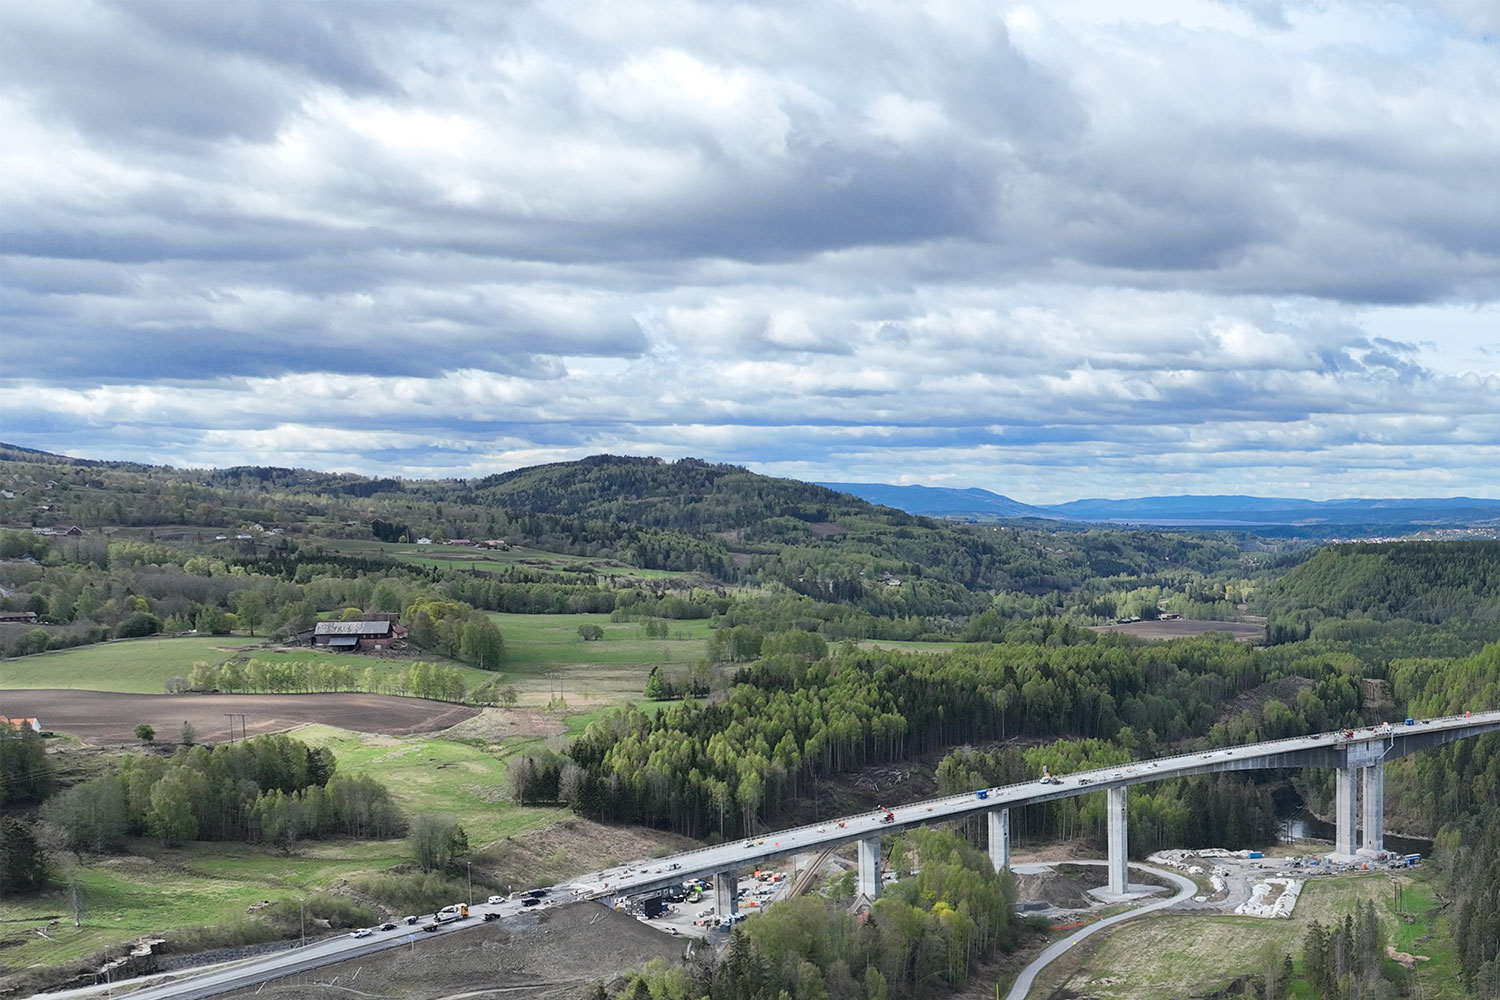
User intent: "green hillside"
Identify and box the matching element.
[1258,541,1500,635]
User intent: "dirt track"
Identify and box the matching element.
[0,690,478,745]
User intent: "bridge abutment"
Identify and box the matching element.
[1106,786,1128,895]
[988,808,1011,873]
[857,835,882,901]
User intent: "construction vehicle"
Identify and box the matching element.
[877,807,895,824]
[1039,767,1062,785]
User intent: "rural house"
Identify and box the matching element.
[310,619,401,651]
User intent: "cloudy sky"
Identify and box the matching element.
[2,0,1497,502]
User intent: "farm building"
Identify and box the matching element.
[310,620,402,651]
[1,716,43,733]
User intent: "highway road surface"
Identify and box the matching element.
[79,710,1496,1000]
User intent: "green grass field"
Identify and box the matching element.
[0,613,712,705]
[0,723,564,975]
[483,612,714,707]
[0,636,493,694]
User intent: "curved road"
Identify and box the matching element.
[1005,861,1196,1000]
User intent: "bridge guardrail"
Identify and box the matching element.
[598,712,1496,885]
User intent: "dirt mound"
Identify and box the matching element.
[1012,864,1110,908]
[473,820,699,891]
[441,707,567,744]
[4,690,478,746]
[220,903,691,1000]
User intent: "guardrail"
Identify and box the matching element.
[595,711,1499,890]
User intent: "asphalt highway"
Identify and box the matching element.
[85,710,1498,1000]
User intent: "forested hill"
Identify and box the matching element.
[1259,541,1500,627]
[460,455,890,531]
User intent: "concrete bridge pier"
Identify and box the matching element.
[1106,786,1128,895]
[1361,763,1384,853]
[714,872,738,918]
[987,808,1011,873]
[1334,766,1359,857]
[857,835,882,901]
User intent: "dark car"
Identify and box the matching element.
[423,923,440,932]
[522,897,541,907]
[380,922,397,931]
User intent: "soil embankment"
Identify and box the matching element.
[219,903,690,1000]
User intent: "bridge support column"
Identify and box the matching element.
[1361,763,1384,853]
[713,872,737,918]
[1334,766,1358,857]
[987,808,1011,874]
[1106,786,1128,895]
[857,835,882,901]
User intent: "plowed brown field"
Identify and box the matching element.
[1,689,478,745]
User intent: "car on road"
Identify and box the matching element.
[349,928,373,938]
[522,898,541,907]
[404,915,420,925]
[487,895,505,904]
[379,922,397,931]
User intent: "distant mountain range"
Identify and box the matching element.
[816,483,1500,529]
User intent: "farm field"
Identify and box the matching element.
[486,612,715,707]
[0,636,490,695]
[1026,869,1463,1000]
[1088,619,1265,642]
[0,723,571,976]
[323,537,689,579]
[0,690,476,745]
[0,613,709,709]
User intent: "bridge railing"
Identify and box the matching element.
[598,712,1495,883]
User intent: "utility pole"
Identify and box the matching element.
[300,899,306,948]
[467,862,473,907]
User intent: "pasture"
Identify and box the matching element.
[0,637,492,696]
[0,723,566,974]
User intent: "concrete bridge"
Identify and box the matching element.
[579,710,1500,915]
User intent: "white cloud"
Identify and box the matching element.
[1,0,1496,500]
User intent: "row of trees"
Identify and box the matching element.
[178,658,470,701]
[39,735,402,848]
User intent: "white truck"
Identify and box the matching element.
[434,903,469,924]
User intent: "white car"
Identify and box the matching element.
[349,927,373,938]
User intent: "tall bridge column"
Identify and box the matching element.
[1361,763,1384,853]
[987,808,1011,873]
[857,835,882,901]
[713,872,738,918]
[1106,786,1128,895]
[1334,766,1359,857]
